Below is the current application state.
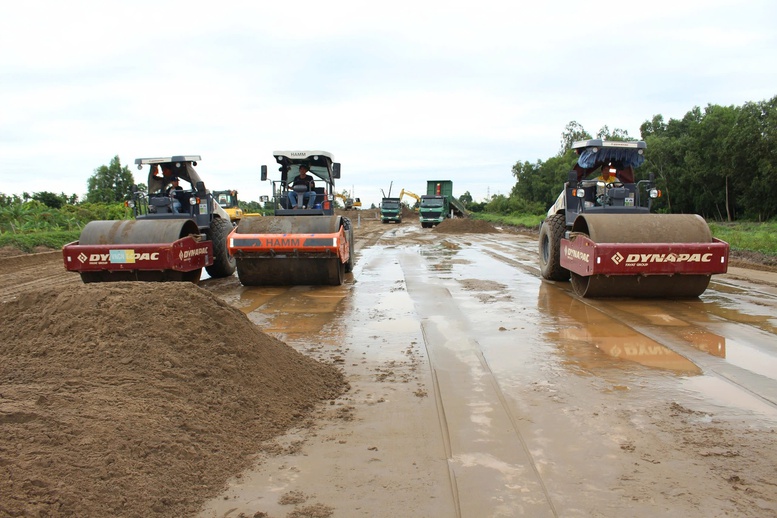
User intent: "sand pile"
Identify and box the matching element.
[433,218,499,234]
[401,206,417,219]
[0,283,346,517]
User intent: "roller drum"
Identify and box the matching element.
[77,219,202,283]
[236,215,340,235]
[78,219,201,245]
[571,214,712,244]
[236,257,344,286]
[235,215,344,286]
[571,214,714,298]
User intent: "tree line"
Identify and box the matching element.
[505,95,776,222]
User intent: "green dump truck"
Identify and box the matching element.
[380,197,402,223]
[419,180,468,228]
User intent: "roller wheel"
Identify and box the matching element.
[571,272,711,298]
[80,272,103,283]
[344,219,355,273]
[330,258,345,286]
[206,217,236,278]
[539,213,570,281]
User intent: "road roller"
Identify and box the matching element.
[62,156,236,282]
[227,151,354,286]
[539,139,729,298]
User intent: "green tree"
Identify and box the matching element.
[86,156,135,203]
[459,191,473,206]
[560,121,592,154]
[32,191,67,209]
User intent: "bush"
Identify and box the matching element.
[0,202,130,235]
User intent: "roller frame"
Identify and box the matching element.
[62,235,213,274]
[560,234,729,277]
[227,226,350,263]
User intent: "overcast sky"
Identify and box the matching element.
[1,0,775,208]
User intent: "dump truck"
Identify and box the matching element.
[419,180,468,228]
[539,139,729,298]
[62,156,236,282]
[227,150,354,286]
[380,197,402,223]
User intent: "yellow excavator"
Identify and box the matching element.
[335,192,361,210]
[399,189,420,211]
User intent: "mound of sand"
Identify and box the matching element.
[0,283,346,517]
[433,218,499,234]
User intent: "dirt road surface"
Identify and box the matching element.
[2,209,777,517]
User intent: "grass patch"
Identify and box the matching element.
[0,230,80,252]
[472,212,544,231]
[708,222,777,256]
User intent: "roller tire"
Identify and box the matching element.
[206,217,237,278]
[344,220,355,273]
[539,213,570,282]
[331,258,346,286]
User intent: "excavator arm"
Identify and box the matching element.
[399,189,421,210]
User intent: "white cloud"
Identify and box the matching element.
[1,0,775,207]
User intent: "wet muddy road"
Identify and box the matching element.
[2,215,776,517]
[197,214,777,518]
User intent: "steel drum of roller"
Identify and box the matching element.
[77,219,202,283]
[569,214,715,298]
[78,219,200,245]
[232,215,345,286]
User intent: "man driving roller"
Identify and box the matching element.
[288,164,316,209]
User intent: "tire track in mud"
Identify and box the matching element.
[401,250,558,517]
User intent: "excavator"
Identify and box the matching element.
[334,192,361,210]
[399,189,420,212]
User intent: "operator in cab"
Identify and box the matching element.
[288,164,316,209]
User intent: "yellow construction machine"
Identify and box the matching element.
[399,189,421,211]
[214,190,243,223]
[334,192,361,210]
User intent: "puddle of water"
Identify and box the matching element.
[722,338,777,380]
[704,302,777,335]
[242,285,349,336]
[679,328,726,358]
[538,283,701,375]
[681,375,777,422]
[615,298,777,385]
[236,286,286,313]
[615,303,728,360]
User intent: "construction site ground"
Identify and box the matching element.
[1,208,777,518]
